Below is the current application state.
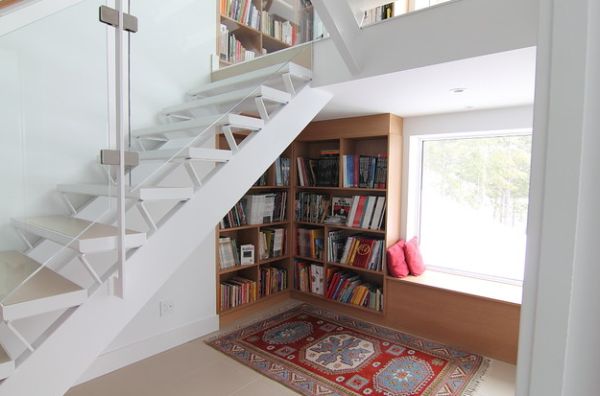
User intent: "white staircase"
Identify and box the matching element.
[0,61,332,395]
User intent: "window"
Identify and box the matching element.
[413,133,532,283]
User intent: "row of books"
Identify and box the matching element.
[220,0,261,30]
[297,151,340,187]
[220,201,247,229]
[344,195,386,230]
[295,261,324,295]
[326,270,383,312]
[328,232,385,272]
[220,29,256,64]
[342,154,388,189]
[259,266,288,297]
[245,192,287,225]
[295,192,330,224]
[220,277,257,311]
[296,228,324,260]
[261,12,298,46]
[259,228,286,260]
[361,3,395,26]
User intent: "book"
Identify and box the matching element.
[296,192,330,223]
[218,237,237,269]
[325,270,383,311]
[342,154,387,189]
[259,228,286,260]
[296,151,339,187]
[259,266,287,297]
[331,233,385,272]
[220,277,257,311]
[296,228,324,259]
[331,196,352,220]
[343,195,386,231]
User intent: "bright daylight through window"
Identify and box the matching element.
[418,134,532,283]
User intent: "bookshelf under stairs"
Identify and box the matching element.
[0,61,331,395]
[217,114,403,325]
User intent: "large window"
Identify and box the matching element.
[415,134,532,283]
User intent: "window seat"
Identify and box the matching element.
[387,270,522,305]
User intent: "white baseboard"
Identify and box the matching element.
[75,315,219,385]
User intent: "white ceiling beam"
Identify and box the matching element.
[311,0,362,75]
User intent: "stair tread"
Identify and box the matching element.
[0,251,85,307]
[139,147,233,162]
[14,216,142,240]
[161,85,291,116]
[134,114,263,139]
[58,184,194,200]
[187,62,311,98]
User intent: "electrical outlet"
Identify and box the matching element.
[160,300,175,317]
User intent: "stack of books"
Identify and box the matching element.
[259,228,286,260]
[296,228,324,259]
[295,192,330,223]
[259,266,288,297]
[261,12,298,45]
[220,277,257,311]
[220,200,247,229]
[295,261,324,295]
[325,270,383,312]
[342,154,388,189]
[221,0,261,29]
[244,192,287,224]
[297,150,339,187]
[344,195,386,230]
[328,232,385,272]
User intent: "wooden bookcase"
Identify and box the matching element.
[216,114,402,321]
[217,0,315,68]
[216,133,294,317]
[290,114,403,315]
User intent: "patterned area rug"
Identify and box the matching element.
[207,304,489,396]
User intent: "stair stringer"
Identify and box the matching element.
[0,86,332,396]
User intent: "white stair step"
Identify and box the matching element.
[11,216,146,254]
[161,85,291,117]
[0,344,14,381]
[58,184,193,201]
[0,251,87,322]
[139,147,233,162]
[134,114,263,139]
[187,62,312,98]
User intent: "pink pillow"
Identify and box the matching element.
[404,237,426,276]
[386,240,409,278]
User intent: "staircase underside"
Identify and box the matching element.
[0,86,332,396]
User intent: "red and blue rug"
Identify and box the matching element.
[208,304,488,395]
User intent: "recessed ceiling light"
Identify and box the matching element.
[450,88,467,94]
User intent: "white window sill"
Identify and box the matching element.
[387,270,523,305]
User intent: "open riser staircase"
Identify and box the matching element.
[0,61,332,396]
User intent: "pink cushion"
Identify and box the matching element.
[404,237,426,276]
[386,240,409,278]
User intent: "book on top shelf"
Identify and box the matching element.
[297,149,340,187]
[220,200,247,229]
[343,154,387,189]
[244,191,287,225]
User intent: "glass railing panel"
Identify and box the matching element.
[0,0,114,315]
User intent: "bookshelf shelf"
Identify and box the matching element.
[293,289,384,315]
[219,220,288,233]
[259,255,289,265]
[294,255,324,263]
[219,263,259,275]
[250,185,288,190]
[327,262,385,276]
[262,33,291,52]
[220,288,288,314]
[220,15,262,36]
[326,224,386,235]
[296,186,387,193]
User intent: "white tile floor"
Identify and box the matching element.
[67,302,516,396]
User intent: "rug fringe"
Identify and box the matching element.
[461,358,491,396]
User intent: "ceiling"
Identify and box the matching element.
[315,47,537,120]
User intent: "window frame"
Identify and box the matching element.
[406,128,533,286]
